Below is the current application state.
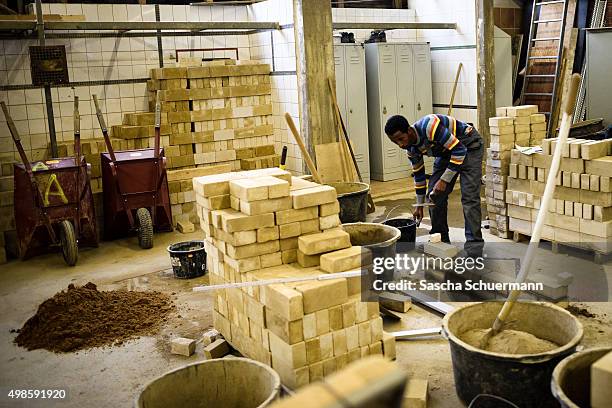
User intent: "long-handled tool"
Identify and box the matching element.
[284,113,322,183]
[480,74,581,349]
[447,63,463,116]
[327,78,376,214]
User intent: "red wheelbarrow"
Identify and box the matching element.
[1,98,98,266]
[93,93,172,249]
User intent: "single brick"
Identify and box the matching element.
[298,229,351,255]
[171,337,196,356]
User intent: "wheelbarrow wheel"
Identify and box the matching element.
[136,208,153,249]
[59,220,78,266]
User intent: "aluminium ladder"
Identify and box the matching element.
[520,0,569,136]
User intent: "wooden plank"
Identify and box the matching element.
[551,28,578,134]
[476,0,495,147]
[315,142,345,183]
[293,0,337,158]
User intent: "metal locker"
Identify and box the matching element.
[333,46,348,122]
[378,44,401,172]
[396,44,417,125]
[344,45,370,182]
[334,44,370,182]
[412,43,433,119]
[365,42,433,181]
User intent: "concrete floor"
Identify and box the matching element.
[1,190,611,407]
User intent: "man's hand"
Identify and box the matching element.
[413,206,423,223]
[432,179,448,196]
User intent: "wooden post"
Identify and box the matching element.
[475,0,495,148]
[293,0,337,169]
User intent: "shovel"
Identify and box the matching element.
[479,74,581,349]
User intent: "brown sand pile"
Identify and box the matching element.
[461,328,559,354]
[14,282,173,352]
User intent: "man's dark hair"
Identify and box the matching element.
[384,115,410,136]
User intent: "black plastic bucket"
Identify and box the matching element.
[382,218,416,243]
[167,240,206,279]
[327,182,369,223]
[442,302,583,408]
[551,347,612,408]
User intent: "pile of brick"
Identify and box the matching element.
[144,59,275,170]
[506,137,612,254]
[485,105,547,238]
[168,163,232,229]
[236,145,280,170]
[193,168,395,388]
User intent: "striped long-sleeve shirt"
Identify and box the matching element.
[407,114,471,203]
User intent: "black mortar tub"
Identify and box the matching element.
[551,346,612,408]
[442,301,583,408]
[327,182,369,223]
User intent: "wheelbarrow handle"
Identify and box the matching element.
[1,101,20,143]
[74,96,81,165]
[154,90,161,128]
[1,101,33,173]
[92,94,106,132]
[154,91,161,160]
[92,94,117,162]
[74,96,80,135]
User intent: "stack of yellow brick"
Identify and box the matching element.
[193,169,395,388]
[506,137,612,255]
[145,59,275,171]
[486,105,547,238]
[92,59,276,228]
[168,163,233,228]
[237,144,280,170]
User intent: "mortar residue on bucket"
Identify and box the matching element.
[341,222,400,248]
[327,182,369,223]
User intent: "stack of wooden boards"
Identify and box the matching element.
[193,168,395,388]
[485,105,548,238]
[506,137,612,255]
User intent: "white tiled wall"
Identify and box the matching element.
[332,7,418,43]
[408,0,478,125]
[1,1,478,171]
[0,3,251,161]
[248,0,302,173]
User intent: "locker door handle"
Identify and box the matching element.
[400,104,404,108]
[383,106,387,114]
[417,103,421,111]
[349,109,353,114]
